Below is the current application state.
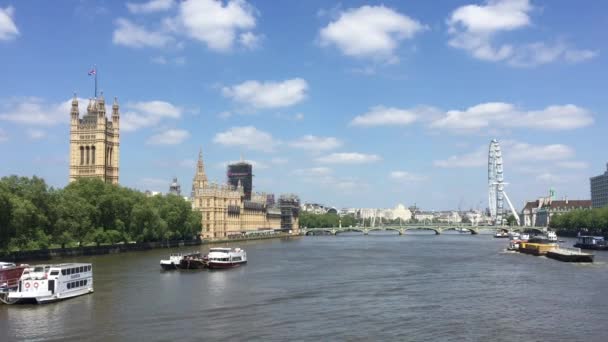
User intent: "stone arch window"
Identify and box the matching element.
[86,146,90,165]
[91,146,96,165]
[109,147,113,166]
[80,146,84,165]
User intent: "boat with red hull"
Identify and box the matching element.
[206,248,247,269]
[0,262,27,291]
[0,262,29,304]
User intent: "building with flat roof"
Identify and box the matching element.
[591,163,608,208]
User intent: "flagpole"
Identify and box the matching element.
[94,65,97,98]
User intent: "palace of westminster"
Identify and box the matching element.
[68,93,299,239]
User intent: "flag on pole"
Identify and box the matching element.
[88,67,96,76]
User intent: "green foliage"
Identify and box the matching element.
[0,176,202,252]
[299,212,358,228]
[506,214,517,226]
[549,207,608,236]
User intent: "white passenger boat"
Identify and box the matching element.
[8,263,93,304]
[206,248,247,269]
[508,231,520,239]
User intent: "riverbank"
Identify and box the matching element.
[0,233,300,263]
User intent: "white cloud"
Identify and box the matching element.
[127,0,174,14]
[112,18,173,48]
[430,102,593,133]
[350,106,418,127]
[433,147,486,168]
[0,6,19,41]
[239,32,262,49]
[390,171,428,182]
[146,129,190,145]
[26,129,46,140]
[121,100,182,131]
[270,157,288,165]
[0,128,7,142]
[293,167,333,177]
[213,126,276,152]
[151,55,186,65]
[447,0,597,66]
[536,172,565,183]
[556,161,588,170]
[434,141,576,168]
[316,152,381,164]
[175,0,257,51]
[0,97,90,126]
[289,135,342,152]
[319,5,425,62]
[222,78,308,109]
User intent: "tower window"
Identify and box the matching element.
[80,146,84,165]
[86,146,90,165]
[91,146,95,165]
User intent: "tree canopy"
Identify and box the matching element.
[549,207,608,236]
[0,176,202,252]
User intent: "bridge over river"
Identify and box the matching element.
[301,224,547,236]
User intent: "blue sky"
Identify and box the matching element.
[0,0,606,211]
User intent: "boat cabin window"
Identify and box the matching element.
[34,266,44,272]
[50,271,59,276]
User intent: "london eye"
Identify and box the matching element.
[488,139,520,226]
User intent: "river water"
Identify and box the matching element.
[2,232,607,341]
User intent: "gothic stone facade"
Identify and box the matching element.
[191,150,297,239]
[69,94,120,184]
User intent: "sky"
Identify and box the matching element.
[0,0,606,211]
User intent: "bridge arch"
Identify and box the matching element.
[402,226,441,235]
[334,228,365,235]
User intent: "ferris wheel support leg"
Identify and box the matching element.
[502,191,520,226]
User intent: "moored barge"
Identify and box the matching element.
[546,248,594,263]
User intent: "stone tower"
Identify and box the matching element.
[69,93,120,184]
[191,147,208,197]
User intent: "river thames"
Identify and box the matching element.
[2,232,608,341]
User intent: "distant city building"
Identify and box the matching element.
[521,192,592,227]
[437,211,462,223]
[191,149,299,239]
[415,211,435,222]
[227,161,253,200]
[69,93,120,184]
[169,177,181,196]
[266,194,275,207]
[279,194,300,230]
[144,190,160,197]
[462,210,483,225]
[391,204,412,221]
[590,163,608,208]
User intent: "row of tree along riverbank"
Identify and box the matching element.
[0,234,300,263]
[0,176,202,254]
[550,207,608,237]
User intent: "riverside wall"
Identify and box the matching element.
[0,234,299,263]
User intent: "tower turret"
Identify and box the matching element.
[70,93,79,125]
[112,97,120,128]
[97,91,106,120]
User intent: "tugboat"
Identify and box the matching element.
[206,248,247,269]
[178,252,206,270]
[160,253,185,270]
[574,236,608,250]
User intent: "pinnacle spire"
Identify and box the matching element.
[197,147,206,174]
